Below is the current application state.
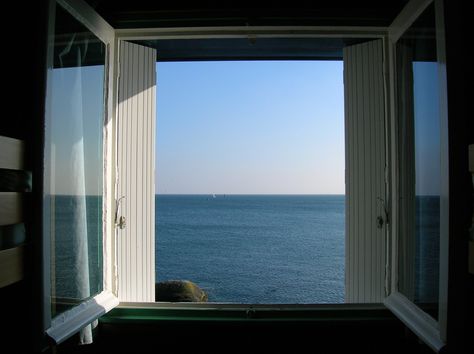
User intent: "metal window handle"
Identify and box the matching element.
[115,196,126,230]
[117,216,126,230]
[377,216,385,229]
[376,197,389,229]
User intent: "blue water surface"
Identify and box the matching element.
[155,195,345,304]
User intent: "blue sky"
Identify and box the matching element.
[413,62,440,196]
[50,66,103,196]
[48,59,441,196]
[155,61,345,195]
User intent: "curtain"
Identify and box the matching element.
[56,34,93,345]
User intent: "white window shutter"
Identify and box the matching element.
[116,41,156,302]
[343,39,387,303]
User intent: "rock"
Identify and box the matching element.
[155,280,208,302]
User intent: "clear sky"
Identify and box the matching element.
[156,60,345,195]
[48,59,441,196]
[413,61,440,196]
[50,65,103,196]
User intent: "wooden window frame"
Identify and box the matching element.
[40,2,451,352]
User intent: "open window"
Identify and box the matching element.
[384,0,448,351]
[155,60,346,304]
[43,0,118,344]
[112,36,388,305]
[41,0,451,351]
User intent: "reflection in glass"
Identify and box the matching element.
[397,3,440,319]
[45,4,105,320]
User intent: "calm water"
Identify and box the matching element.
[51,195,345,304]
[52,195,103,302]
[52,194,440,306]
[156,195,345,303]
[414,196,440,306]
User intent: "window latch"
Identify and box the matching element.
[377,197,389,229]
[114,196,126,230]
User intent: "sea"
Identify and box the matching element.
[52,194,345,304]
[155,194,345,304]
[51,194,440,306]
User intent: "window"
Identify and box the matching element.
[41,1,451,352]
[114,37,388,305]
[43,1,118,345]
[46,4,105,317]
[396,4,440,319]
[384,0,449,351]
[154,60,345,304]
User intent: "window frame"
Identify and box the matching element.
[113,4,450,352]
[40,0,452,351]
[113,27,389,305]
[43,0,119,345]
[383,0,449,352]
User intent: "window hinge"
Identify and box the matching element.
[114,196,126,229]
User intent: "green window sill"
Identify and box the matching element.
[100,303,396,324]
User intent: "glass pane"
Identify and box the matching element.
[45,4,105,317]
[397,3,440,319]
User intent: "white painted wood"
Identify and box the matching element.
[46,290,119,345]
[388,0,433,43]
[386,37,399,297]
[383,37,394,296]
[344,39,386,303]
[57,0,114,44]
[0,136,24,170]
[116,41,156,302]
[103,38,118,298]
[384,293,444,352]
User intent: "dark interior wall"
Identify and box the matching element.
[0,0,49,352]
[1,1,49,141]
[443,1,474,353]
[85,1,409,28]
[55,318,435,354]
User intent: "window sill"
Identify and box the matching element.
[100,302,394,324]
[46,290,119,344]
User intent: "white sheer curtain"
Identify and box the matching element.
[57,35,92,345]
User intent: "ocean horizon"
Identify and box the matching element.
[51,194,439,305]
[51,194,346,304]
[156,194,345,303]
[156,193,345,195]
